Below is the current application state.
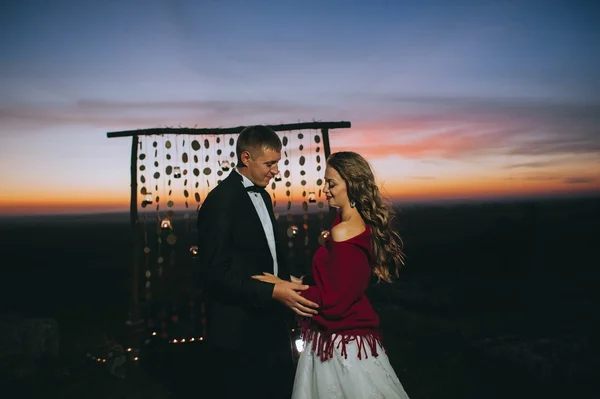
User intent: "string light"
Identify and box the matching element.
[122,128,334,369]
[168,337,203,344]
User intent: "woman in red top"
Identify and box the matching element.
[254,151,410,398]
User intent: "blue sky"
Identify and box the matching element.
[1,0,599,213]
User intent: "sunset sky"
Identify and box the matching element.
[1,0,599,215]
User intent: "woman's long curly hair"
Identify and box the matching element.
[327,151,405,283]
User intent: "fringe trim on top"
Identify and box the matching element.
[298,317,383,362]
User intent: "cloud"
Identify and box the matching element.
[522,176,559,181]
[333,95,600,161]
[74,99,311,114]
[508,137,600,156]
[376,95,600,124]
[504,176,559,181]
[504,161,555,169]
[0,99,327,131]
[563,177,595,184]
[334,121,526,160]
[3,94,599,166]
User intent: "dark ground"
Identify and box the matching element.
[0,196,598,398]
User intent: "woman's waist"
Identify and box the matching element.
[316,302,379,328]
[305,314,380,335]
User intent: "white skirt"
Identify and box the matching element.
[291,333,410,399]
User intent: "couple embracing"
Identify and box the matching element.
[196,125,410,398]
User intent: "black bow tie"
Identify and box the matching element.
[246,185,266,194]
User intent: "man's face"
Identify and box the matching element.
[244,147,281,187]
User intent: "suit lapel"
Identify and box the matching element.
[259,189,289,278]
[230,171,277,233]
[225,170,289,277]
[228,172,276,268]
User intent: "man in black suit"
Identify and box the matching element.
[196,125,319,398]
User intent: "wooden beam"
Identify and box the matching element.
[321,128,337,226]
[107,121,351,139]
[321,128,331,160]
[129,135,139,227]
[129,135,141,325]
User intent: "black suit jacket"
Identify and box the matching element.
[196,170,291,352]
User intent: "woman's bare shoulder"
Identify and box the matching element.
[331,221,366,242]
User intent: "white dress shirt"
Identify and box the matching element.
[235,169,279,276]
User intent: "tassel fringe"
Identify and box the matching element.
[298,317,383,362]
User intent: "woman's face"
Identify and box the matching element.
[323,165,348,208]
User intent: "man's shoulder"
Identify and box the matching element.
[208,172,238,192]
[201,175,239,206]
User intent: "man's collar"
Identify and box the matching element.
[234,168,254,189]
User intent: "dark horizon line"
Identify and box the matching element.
[1,192,598,220]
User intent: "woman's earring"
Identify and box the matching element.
[350,200,356,208]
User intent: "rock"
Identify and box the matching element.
[368,279,456,312]
[0,316,60,383]
[470,334,593,387]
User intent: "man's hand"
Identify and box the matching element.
[290,275,303,284]
[272,281,319,317]
[252,272,319,317]
[251,272,285,284]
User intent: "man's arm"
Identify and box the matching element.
[250,273,319,317]
[197,195,274,307]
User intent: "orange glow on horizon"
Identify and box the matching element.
[0,196,129,215]
[1,177,597,215]
[382,177,600,201]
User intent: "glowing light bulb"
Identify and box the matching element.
[161,219,172,230]
[287,225,299,238]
